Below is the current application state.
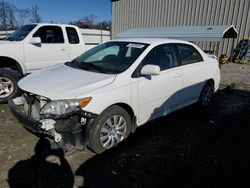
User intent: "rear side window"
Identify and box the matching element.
[176,44,203,65]
[33,26,64,43]
[66,27,80,44]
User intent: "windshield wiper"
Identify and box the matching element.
[65,60,107,73]
[76,62,105,73]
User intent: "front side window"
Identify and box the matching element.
[66,27,80,44]
[66,41,149,74]
[176,44,203,65]
[141,44,178,71]
[33,26,64,43]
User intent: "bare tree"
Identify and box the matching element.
[0,1,19,30]
[96,20,111,30]
[7,3,17,28]
[83,15,97,26]
[17,8,30,26]
[70,15,100,29]
[79,15,97,28]
[0,1,9,30]
[30,5,41,23]
[0,1,42,30]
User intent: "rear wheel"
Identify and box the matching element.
[0,69,20,103]
[88,105,131,154]
[199,81,214,107]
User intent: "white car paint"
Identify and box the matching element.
[137,65,183,124]
[0,40,25,71]
[0,23,88,74]
[18,38,220,127]
[22,24,86,72]
[18,64,116,99]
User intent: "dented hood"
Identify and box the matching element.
[18,64,116,100]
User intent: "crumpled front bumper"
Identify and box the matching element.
[8,98,97,150]
[8,99,50,137]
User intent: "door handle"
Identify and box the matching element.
[60,48,66,51]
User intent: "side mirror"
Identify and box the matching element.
[141,64,160,76]
[29,37,41,44]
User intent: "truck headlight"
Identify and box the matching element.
[40,97,92,116]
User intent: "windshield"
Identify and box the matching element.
[5,24,37,41]
[66,41,149,74]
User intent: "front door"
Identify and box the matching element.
[134,44,183,124]
[24,26,70,72]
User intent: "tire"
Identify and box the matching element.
[198,81,214,107]
[0,68,21,103]
[88,105,132,154]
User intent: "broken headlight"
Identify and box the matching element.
[40,98,92,116]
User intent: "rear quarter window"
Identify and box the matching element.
[177,44,203,65]
[66,27,80,44]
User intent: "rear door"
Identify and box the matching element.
[175,43,207,104]
[133,44,183,124]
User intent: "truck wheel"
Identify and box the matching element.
[88,105,131,154]
[0,69,20,103]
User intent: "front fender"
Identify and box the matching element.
[0,54,26,75]
[80,83,134,116]
[0,42,26,74]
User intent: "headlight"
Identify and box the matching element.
[40,97,92,116]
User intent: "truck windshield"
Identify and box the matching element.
[5,24,37,41]
[66,41,149,74]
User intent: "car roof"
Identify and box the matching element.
[30,23,78,28]
[112,37,194,45]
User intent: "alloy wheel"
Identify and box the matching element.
[0,77,14,98]
[201,83,213,106]
[99,115,127,149]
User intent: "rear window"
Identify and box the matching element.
[66,27,80,44]
[177,44,203,65]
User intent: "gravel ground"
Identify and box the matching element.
[0,63,250,188]
[220,63,250,90]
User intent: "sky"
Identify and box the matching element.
[7,0,112,24]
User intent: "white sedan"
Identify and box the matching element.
[9,38,220,154]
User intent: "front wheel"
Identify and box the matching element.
[88,105,131,154]
[199,81,214,107]
[0,69,20,103]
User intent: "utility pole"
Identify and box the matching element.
[101,23,103,43]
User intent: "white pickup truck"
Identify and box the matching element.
[0,23,95,103]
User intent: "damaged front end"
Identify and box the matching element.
[9,92,97,152]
